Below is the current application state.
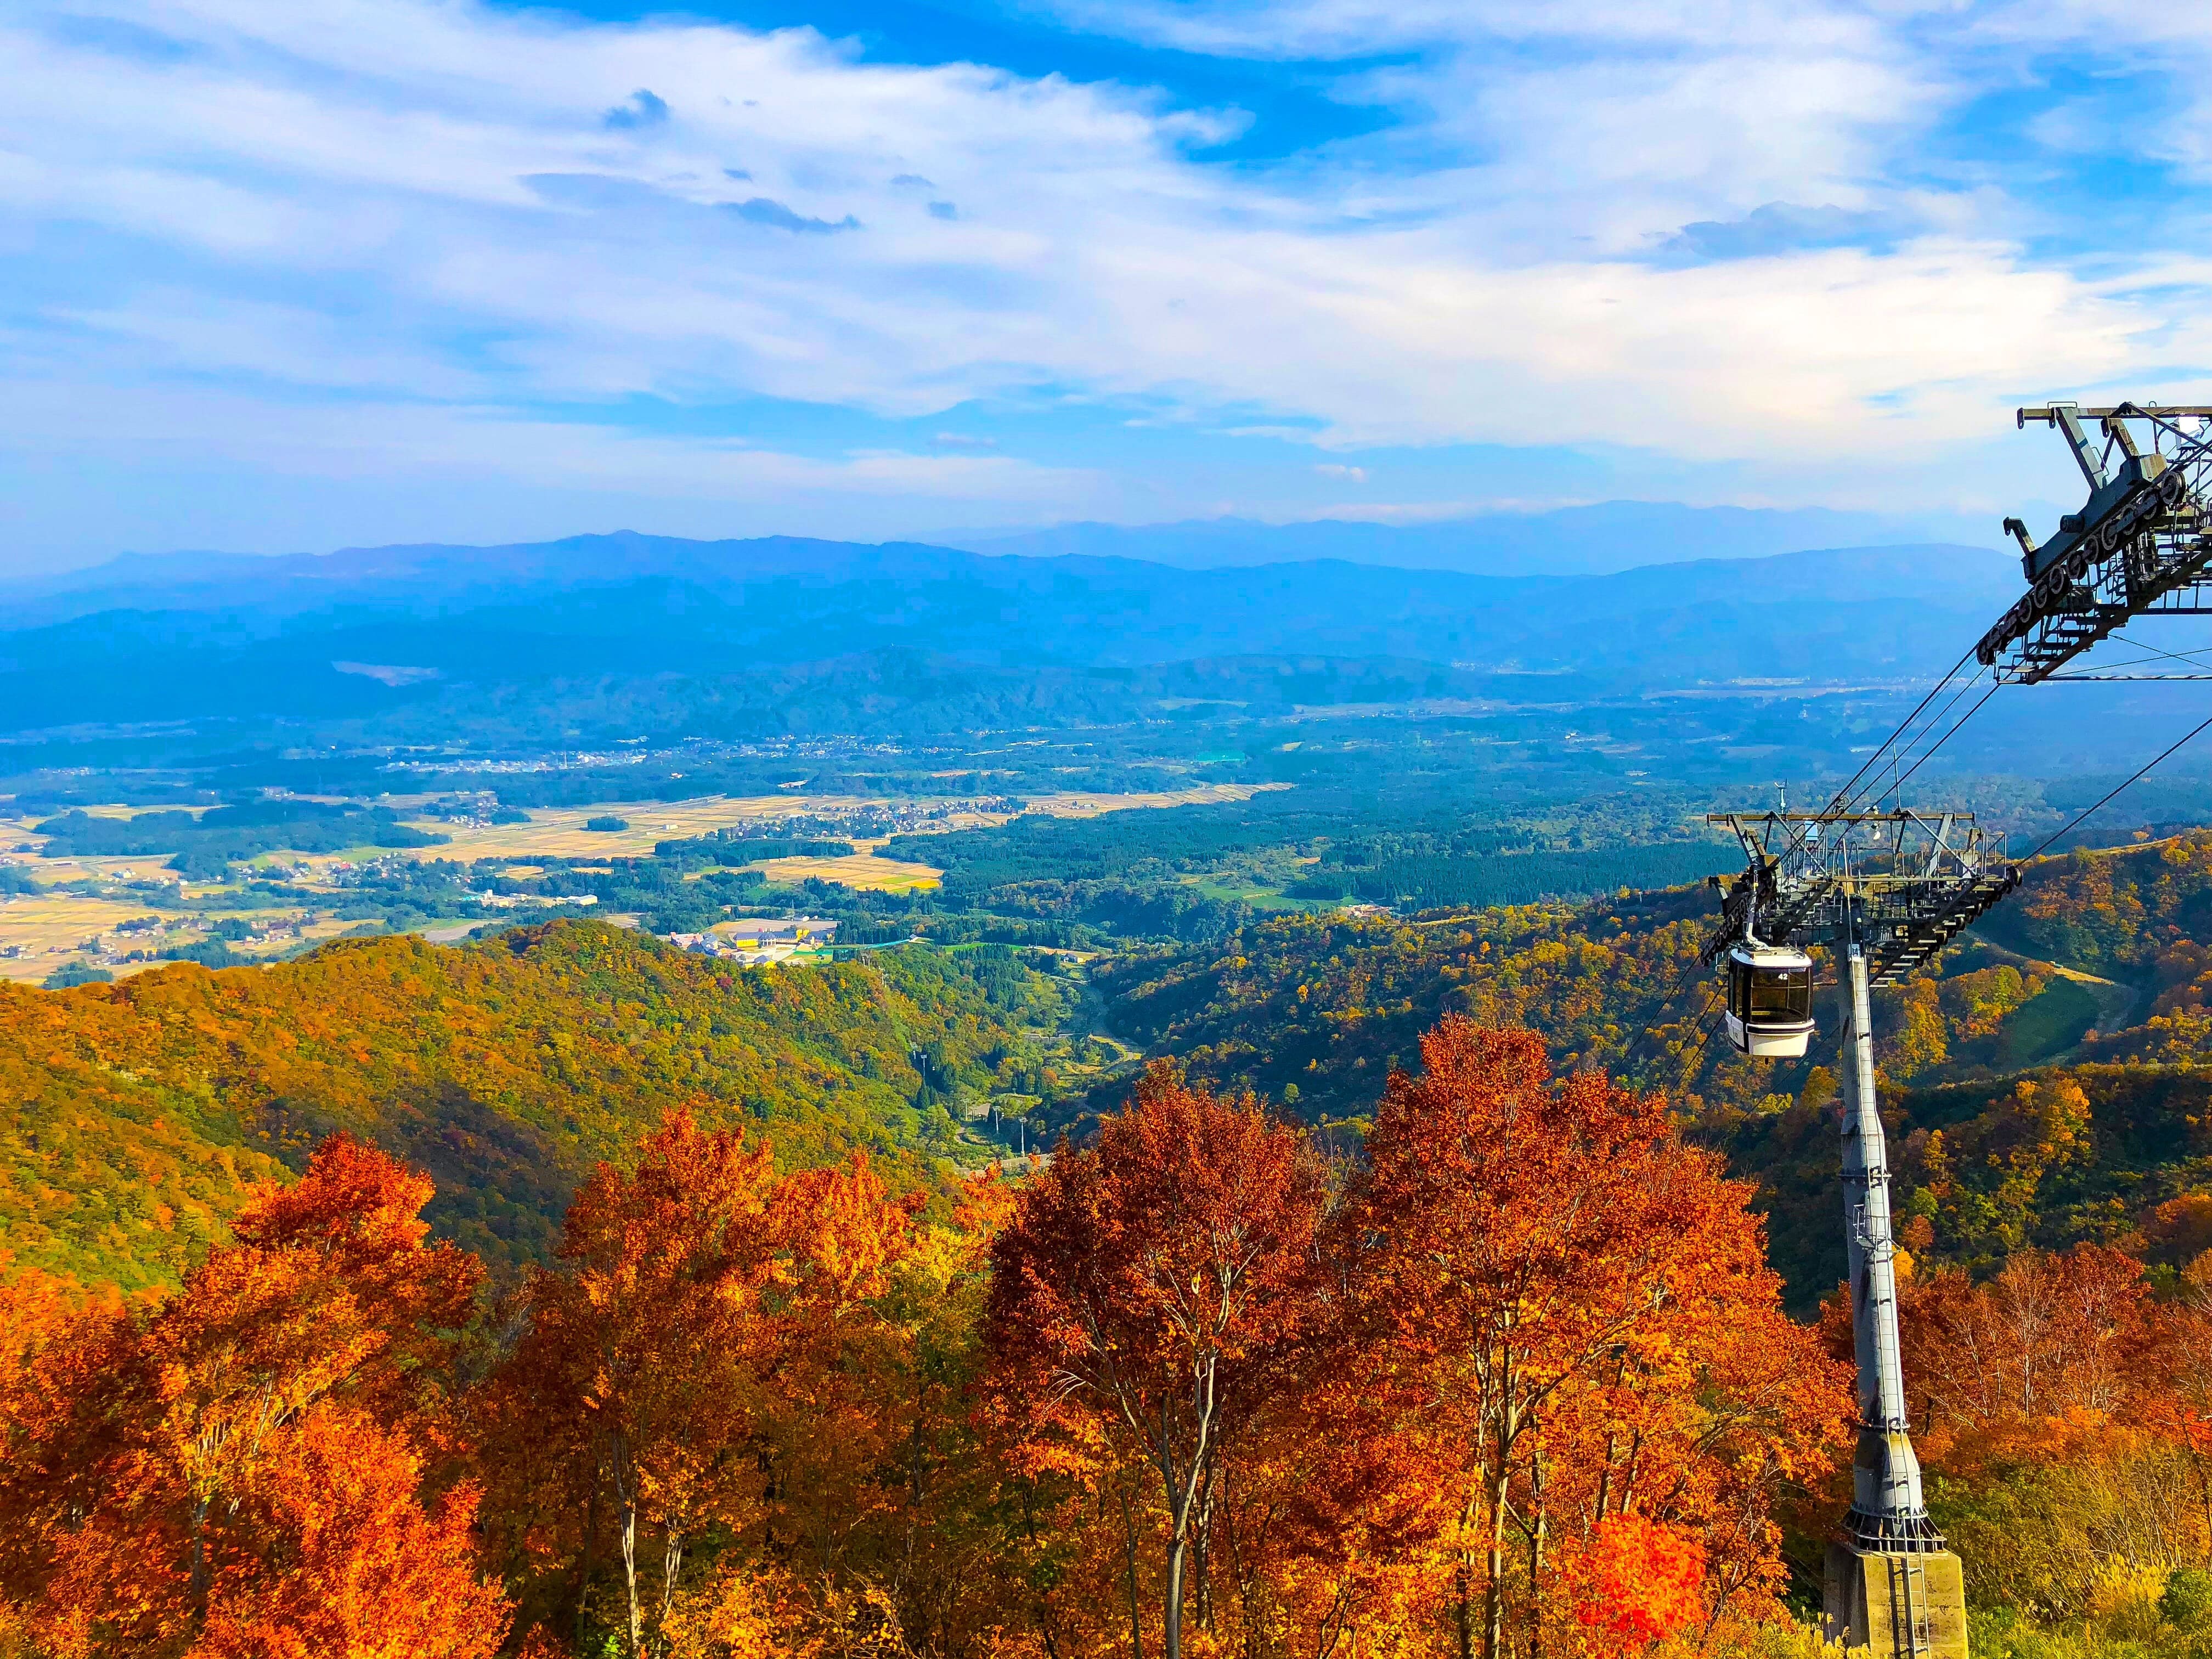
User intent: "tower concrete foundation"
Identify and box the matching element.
[1822,1542,1968,1658]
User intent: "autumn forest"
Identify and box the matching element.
[9,833,2212,1657]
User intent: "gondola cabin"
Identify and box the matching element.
[1722,942,1815,1057]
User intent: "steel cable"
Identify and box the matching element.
[1821,642,1980,817]
[1835,665,1995,818]
[1868,679,2004,812]
[2024,710,2212,859]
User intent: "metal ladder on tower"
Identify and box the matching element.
[1884,1554,1934,1657]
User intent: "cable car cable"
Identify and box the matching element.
[1833,669,1990,819]
[2092,630,2212,674]
[1834,667,1995,817]
[1858,679,2004,814]
[2022,708,2212,859]
[1666,980,1724,1080]
[1821,642,1979,816]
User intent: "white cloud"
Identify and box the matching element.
[1313,463,1368,482]
[2,0,2211,546]
[0,375,1098,506]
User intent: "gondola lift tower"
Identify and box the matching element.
[1701,398,2212,1656]
[1704,809,2012,1659]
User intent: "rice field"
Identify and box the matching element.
[0,783,1286,975]
[0,893,356,985]
[751,853,944,892]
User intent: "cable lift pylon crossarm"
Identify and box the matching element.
[1984,401,2212,684]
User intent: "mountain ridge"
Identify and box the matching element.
[936,500,1994,575]
[0,534,2022,735]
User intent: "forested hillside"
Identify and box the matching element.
[10,836,2212,1655]
[1088,831,2212,1308]
[0,922,1056,1292]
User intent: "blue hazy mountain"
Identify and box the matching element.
[935,501,1984,576]
[0,532,2018,733]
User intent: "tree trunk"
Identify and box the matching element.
[1118,1485,1147,1659]
[620,1502,640,1659]
[1165,1533,1188,1659]
[1158,1360,1218,1659]
[1483,1432,1510,1659]
[660,1523,685,1626]
[1527,1447,1549,1659]
[1194,1459,1216,1634]
[576,1464,600,1650]
[610,1437,642,1659]
[1619,1428,1645,1516]
[1454,1485,1480,1659]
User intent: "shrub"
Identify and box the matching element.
[2164,1568,2212,1632]
[584,816,629,833]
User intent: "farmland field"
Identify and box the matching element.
[0,784,1291,979]
[752,853,944,891]
[0,893,363,984]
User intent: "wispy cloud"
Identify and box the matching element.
[725,198,861,234]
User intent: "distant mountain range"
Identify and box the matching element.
[0,530,2021,736]
[935,500,1993,576]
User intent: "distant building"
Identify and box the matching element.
[718,916,839,945]
[667,916,839,963]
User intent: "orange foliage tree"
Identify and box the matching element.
[0,1136,507,1656]
[1882,1241,2212,1613]
[483,1109,955,1657]
[1562,1514,1706,1650]
[1344,1019,1847,1659]
[488,1110,787,1656]
[983,1063,1330,1659]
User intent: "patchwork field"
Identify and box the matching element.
[752,853,944,891]
[1022,783,1288,817]
[399,795,898,861]
[3,784,1286,870]
[0,783,1291,978]
[408,785,1285,862]
[0,892,361,985]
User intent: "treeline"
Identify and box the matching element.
[1294,841,1737,908]
[0,1023,1848,1658]
[868,787,1735,939]
[653,832,856,863]
[874,789,1634,893]
[35,800,447,877]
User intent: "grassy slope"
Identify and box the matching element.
[0,921,1039,1293]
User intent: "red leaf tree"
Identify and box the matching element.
[1344,1019,1845,1658]
[984,1063,1329,1659]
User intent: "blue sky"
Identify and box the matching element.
[4,0,2211,569]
